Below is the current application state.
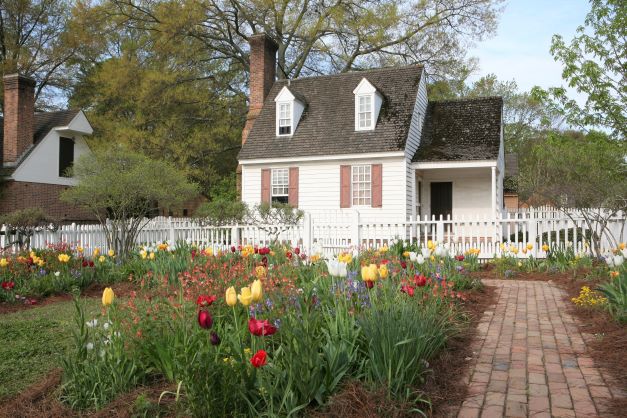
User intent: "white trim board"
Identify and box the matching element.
[411,160,497,170]
[239,151,405,165]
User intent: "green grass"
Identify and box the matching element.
[0,299,100,400]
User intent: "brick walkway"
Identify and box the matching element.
[458,279,624,418]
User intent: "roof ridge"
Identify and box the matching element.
[276,64,425,84]
[429,96,503,104]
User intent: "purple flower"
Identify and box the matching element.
[210,331,221,346]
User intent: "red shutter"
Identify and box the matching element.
[371,164,382,208]
[261,169,271,203]
[340,165,351,208]
[288,167,299,207]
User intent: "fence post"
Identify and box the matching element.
[303,212,312,255]
[528,210,538,257]
[168,216,176,244]
[231,224,241,247]
[351,210,360,249]
[436,215,444,243]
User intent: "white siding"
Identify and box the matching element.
[404,71,428,219]
[12,130,90,186]
[242,156,406,223]
[419,168,493,219]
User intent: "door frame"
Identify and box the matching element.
[429,181,453,219]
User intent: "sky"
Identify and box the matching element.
[467,0,591,94]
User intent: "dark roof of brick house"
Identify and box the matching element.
[238,65,424,160]
[1,109,80,174]
[412,97,503,162]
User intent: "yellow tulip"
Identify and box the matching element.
[361,264,378,282]
[427,240,434,250]
[255,265,267,279]
[102,287,115,306]
[526,243,533,250]
[542,244,549,252]
[149,252,155,260]
[238,287,253,306]
[140,250,147,259]
[99,255,106,263]
[0,258,8,267]
[77,246,84,253]
[379,245,389,253]
[251,279,263,302]
[204,247,213,256]
[378,264,388,279]
[225,286,237,307]
[619,242,625,250]
[93,248,100,257]
[108,249,115,257]
[402,251,410,258]
[338,253,352,264]
[310,254,320,263]
[58,254,71,263]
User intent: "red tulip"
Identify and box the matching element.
[381,259,390,265]
[455,255,465,261]
[294,247,300,255]
[248,318,277,336]
[400,261,407,269]
[231,246,236,253]
[254,246,259,254]
[198,310,213,329]
[1,281,15,290]
[401,284,415,296]
[286,251,293,259]
[196,295,217,307]
[89,261,95,267]
[250,350,267,368]
[258,247,270,255]
[365,280,374,289]
[414,274,427,287]
[82,260,89,267]
[191,249,197,260]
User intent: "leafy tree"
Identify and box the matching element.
[0,208,56,250]
[60,146,199,259]
[104,0,503,80]
[0,0,90,110]
[518,131,627,255]
[531,0,626,139]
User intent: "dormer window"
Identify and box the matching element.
[278,103,292,135]
[275,86,305,137]
[358,95,373,129]
[353,78,383,131]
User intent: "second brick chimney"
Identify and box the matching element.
[3,74,36,165]
[242,33,278,146]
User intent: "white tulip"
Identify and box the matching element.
[614,255,624,267]
[338,262,348,278]
[409,252,417,262]
[54,271,60,277]
[416,254,425,264]
[326,259,348,277]
[421,247,431,258]
[86,319,98,328]
[606,256,615,267]
[622,249,627,258]
[86,342,94,350]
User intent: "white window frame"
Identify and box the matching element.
[277,102,292,136]
[356,94,374,131]
[351,164,372,206]
[271,168,289,203]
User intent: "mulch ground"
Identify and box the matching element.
[0,280,137,315]
[470,264,627,416]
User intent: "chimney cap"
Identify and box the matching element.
[248,33,279,51]
[3,73,36,88]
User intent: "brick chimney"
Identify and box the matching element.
[3,74,36,165]
[237,33,278,197]
[242,33,278,146]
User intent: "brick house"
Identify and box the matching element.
[238,34,506,224]
[0,74,94,221]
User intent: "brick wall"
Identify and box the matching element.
[0,180,96,221]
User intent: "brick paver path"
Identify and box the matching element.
[458,279,624,418]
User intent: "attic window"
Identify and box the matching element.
[59,137,74,177]
[358,95,373,129]
[278,103,292,135]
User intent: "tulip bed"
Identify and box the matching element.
[57,243,484,415]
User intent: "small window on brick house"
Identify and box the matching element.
[59,137,74,177]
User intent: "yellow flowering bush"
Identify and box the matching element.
[571,286,607,307]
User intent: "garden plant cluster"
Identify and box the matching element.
[0,239,625,416]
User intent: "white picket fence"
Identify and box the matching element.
[1,209,625,259]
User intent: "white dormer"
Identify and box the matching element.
[274,86,304,136]
[353,78,383,131]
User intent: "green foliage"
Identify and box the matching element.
[61,298,144,410]
[0,208,56,250]
[531,0,626,139]
[61,146,199,259]
[598,270,627,323]
[518,130,626,210]
[195,200,248,225]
